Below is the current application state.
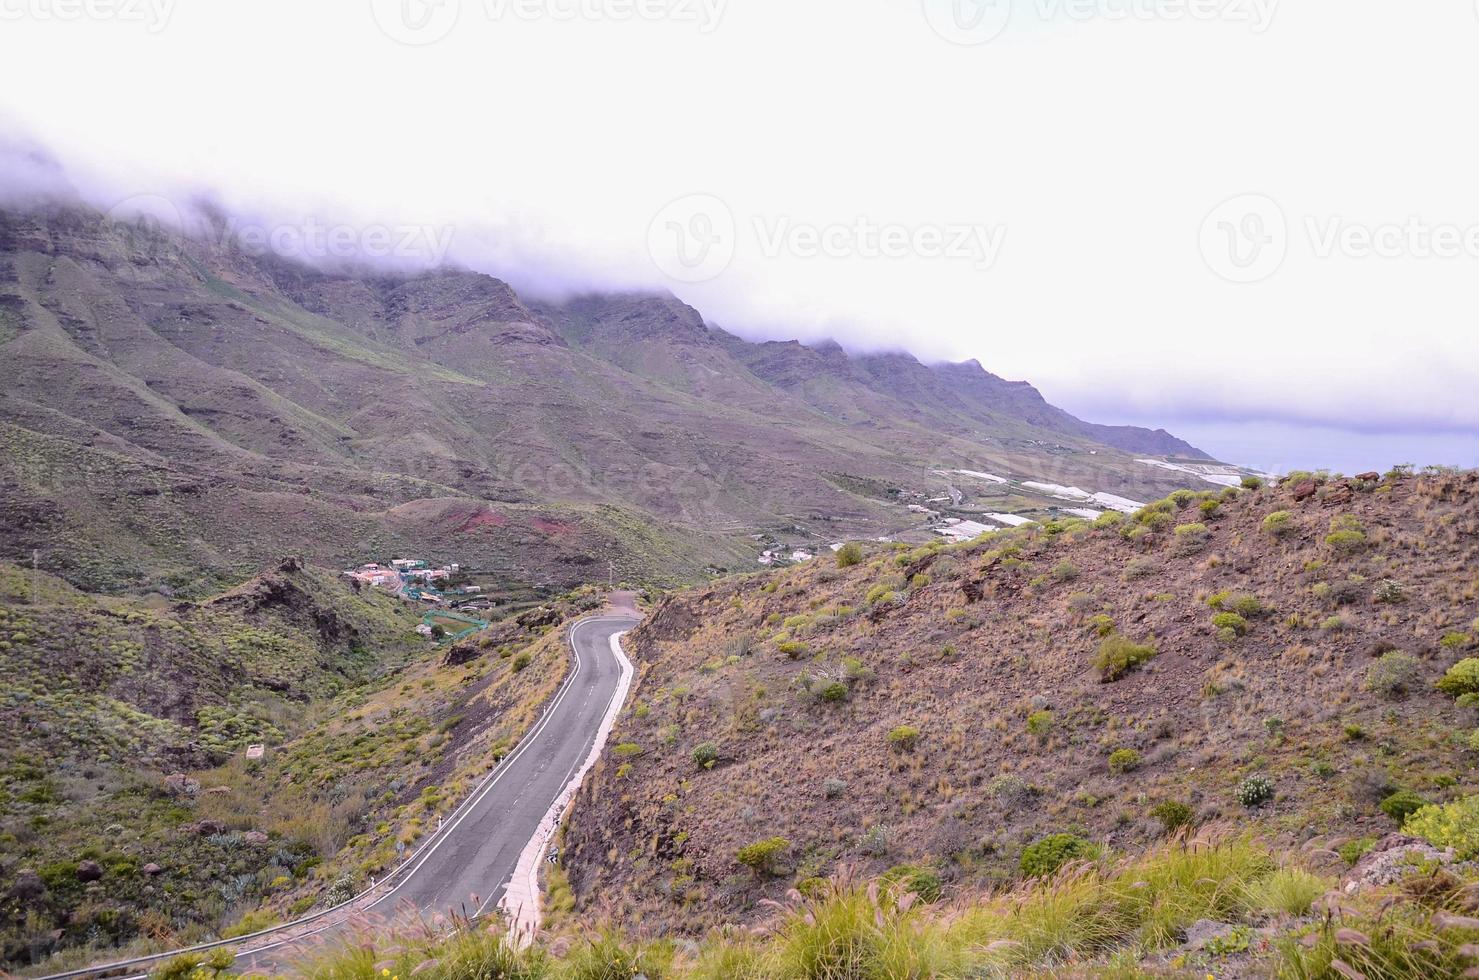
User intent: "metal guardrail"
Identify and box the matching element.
[35,614,633,980]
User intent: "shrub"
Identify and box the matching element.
[1149,800,1194,832]
[777,640,809,660]
[1123,557,1158,580]
[511,652,532,672]
[691,742,720,769]
[1174,522,1209,546]
[1050,561,1079,583]
[1366,651,1422,698]
[835,542,863,568]
[1108,748,1141,774]
[611,742,643,758]
[1242,475,1264,489]
[1199,499,1221,518]
[1262,511,1293,537]
[1379,789,1430,822]
[1437,659,1479,698]
[1403,795,1479,858]
[886,725,920,752]
[1325,515,1367,554]
[1373,579,1406,604]
[1020,833,1098,878]
[1087,614,1116,637]
[1442,632,1474,650]
[736,836,789,874]
[1026,710,1054,738]
[1094,634,1158,682]
[816,681,849,703]
[990,775,1037,811]
[881,864,943,903]
[1212,612,1249,635]
[1235,774,1275,808]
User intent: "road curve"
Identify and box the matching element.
[47,613,639,979]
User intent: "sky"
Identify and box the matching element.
[0,0,1476,474]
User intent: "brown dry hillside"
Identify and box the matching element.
[563,469,1479,933]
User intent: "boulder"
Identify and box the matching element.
[243,831,269,847]
[1292,480,1318,502]
[75,860,104,883]
[1355,471,1380,482]
[142,863,164,877]
[9,869,45,902]
[1344,833,1454,891]
[190,820,226,836]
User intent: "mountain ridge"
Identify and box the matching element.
[0,202,1212,595]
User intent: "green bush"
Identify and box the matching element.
[816,681,848,703]
[1241,475,1264,489]
[1212,612,1249,635]
[1087,614,1116,637]
[1367,651,1422,698]
[777,640,810,660]
[1174,522,1209,541]
[1325,515,1367,554]
[1379,789,1430,822]
[511,651,532,672]
[1262,511,1293,537]
[1020,833,1099,878]
[881,863,943,903]
[1437,658,1479,698]
[1026,710,1054,737]
[1107,748,1142,774]
[1199,499,1221,518]
[886,725,920,752]
[1050,561,1079,583]
[1094,634,1158,682]
[1403,795,1479,858]
[1235,774,1275,808]
[1150,800,1194,832]
[691,742,719,769]
[736,836,789,875]
[836,542,863,568]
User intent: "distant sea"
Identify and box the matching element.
[1103,419,1479,476]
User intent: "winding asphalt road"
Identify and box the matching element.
[51,611,640,979]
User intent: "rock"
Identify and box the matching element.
[190,820,226,836]
[442,640,482,667]
[1344,833,1454,890]
[205,786,232,795]
[142,863,164,876]
[1355,471,1380,482]
[75,860,104,883]
[9,869,45,901]
[164,773,201,797]
[1292,480,1318,502]
[1181,919,1238,951]
[243,831,269,847]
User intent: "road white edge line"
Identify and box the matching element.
[497,628,634,942]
